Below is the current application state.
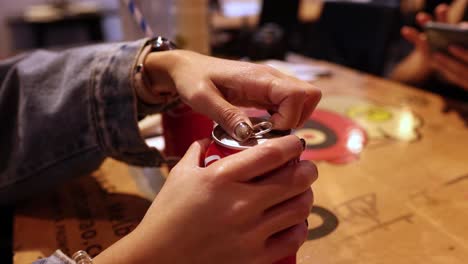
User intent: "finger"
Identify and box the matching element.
[297,93,321,128]
[417,32,429,53]
[176,138,212,167]
[416,12,432,27]
[269,84,306,129]
[401,26,418,44]
[263,223,308,263]
[250,161,318,209]
[207,135,304,182]
[433,62,463,87]
[432,55,468,90]
[434,53,467,75]
[213,63,321,129]
[449,46,468,64]
[269,80,321,129]
[189,80,253,141]
[259,189,313,238]
[401,27,428,52]
[435,4,449,22]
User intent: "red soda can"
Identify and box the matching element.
[204,118,297,264]
[163,103,213,160]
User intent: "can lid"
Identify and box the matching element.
[212,117,290,150]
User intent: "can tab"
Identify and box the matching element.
[250,121,273,138]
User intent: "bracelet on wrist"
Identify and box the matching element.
[72,250,93,264]
[133,36,180,106]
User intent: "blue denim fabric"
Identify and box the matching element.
[32,250,74,264]
[0,39,167,205]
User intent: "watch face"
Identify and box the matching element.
[152,36,177,51]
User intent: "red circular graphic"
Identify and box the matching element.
[240,108,367,164]
[295,109,367,164]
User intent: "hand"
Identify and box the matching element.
[141,50,321,139]
[94,136,318,264]
[432,46,468,91]
[402,4,450,51]
[393,4,450,83]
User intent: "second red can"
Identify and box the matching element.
[163,103,213,160]
[204,118,296,264]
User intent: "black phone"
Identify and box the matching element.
[424,22,468,53]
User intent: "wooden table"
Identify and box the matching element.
[290,55,468,263]
[13,56,468,263]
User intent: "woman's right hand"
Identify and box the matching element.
[94,135,317,264]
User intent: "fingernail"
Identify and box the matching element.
[300,138,306,150]
[234,122,252,142]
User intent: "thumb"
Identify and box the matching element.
[401,27,429,53]
[435,4,449,23]
[176,139,212,167]
[416,12,432,27]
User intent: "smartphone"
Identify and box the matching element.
[424,22,468,53]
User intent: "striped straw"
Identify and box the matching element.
[122,0,155,37]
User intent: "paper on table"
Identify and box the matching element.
[260,60,331,82]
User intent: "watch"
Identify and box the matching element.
[148,36,178,52]
[133,36,180,109]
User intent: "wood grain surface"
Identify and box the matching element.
[13,56,468,264]
[288,55,468,264]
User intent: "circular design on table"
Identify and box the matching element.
[294,122,337,149]
[347,105,393,122]
[308,206,339,240]
[294,109,367,164]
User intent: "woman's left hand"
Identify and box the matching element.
[141,50,321,140]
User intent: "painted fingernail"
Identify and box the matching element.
[234,122,252,142]
[300,138,306,150]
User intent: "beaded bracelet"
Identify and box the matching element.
[72,250,93,264]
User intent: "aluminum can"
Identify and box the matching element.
[204,118,296,264]
[163,103,213,160]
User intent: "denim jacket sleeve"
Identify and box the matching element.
[32,250,74,264]
[0,39,169,205]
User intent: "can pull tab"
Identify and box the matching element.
[251,121,273,138]
[233,120,274,142]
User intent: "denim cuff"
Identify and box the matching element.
[90,39,164,166]
[33,250,74,264]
